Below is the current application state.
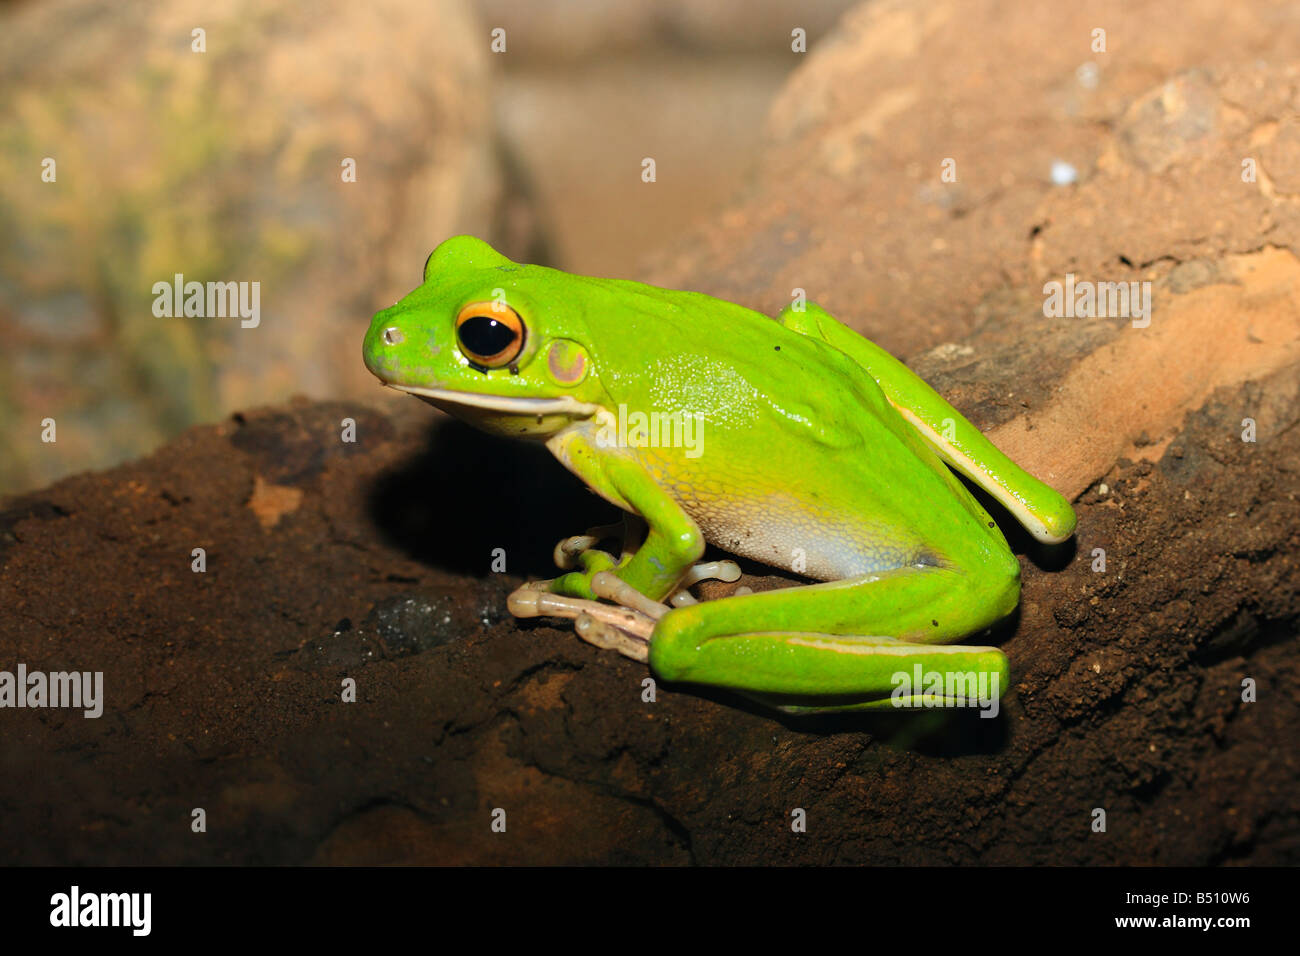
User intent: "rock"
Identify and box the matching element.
[0,0,501,494]
[641,0,1300,366]
[1,0,1297,866]
[476,0,857,62]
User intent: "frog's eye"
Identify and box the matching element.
[455,302,526,369]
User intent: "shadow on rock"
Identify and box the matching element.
[366,416,618,579]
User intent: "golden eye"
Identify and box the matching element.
[455,302,525,368]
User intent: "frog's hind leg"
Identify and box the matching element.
[647,557,1019,713]
[735,635,1008,714]
[775,302,1076,545]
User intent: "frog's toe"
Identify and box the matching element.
[553,521,626,570]
[507,584,656,640]
[704,560,743,583]
[506,584,559,618]
[664,560,743,606]
[553,536,596,570]
[682,560,741,587]
[590,571,671,620]
[574,612,650,662]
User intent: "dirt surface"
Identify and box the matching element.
[2,0,1299,865]
[0,372,1295,865]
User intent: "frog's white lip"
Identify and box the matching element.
[389,384,601,418]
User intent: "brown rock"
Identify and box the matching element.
[1,0,1297,866]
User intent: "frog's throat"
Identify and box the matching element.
[390,384,602,419]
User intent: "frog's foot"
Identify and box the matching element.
[507,561,741,661]
[507,580,660,662]
[551,523,738,607]
[508,585,655,633]
[574,613,650,662]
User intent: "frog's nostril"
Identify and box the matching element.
[382,327,404,346]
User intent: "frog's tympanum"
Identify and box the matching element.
[363,236,1076,714]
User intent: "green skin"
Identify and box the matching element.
[363,236,1077,714]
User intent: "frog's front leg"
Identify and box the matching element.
[510,432,729,656]
[647,552,1020,714]
[540,442,703,601]
[549,514,738,606]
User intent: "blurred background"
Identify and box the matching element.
[0,0,856,496]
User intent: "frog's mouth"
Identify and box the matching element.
[389,384,601,438]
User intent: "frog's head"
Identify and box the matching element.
[363,236,607,439]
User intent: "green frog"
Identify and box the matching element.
[363,236,1076,714]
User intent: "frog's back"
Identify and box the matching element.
[595,292,1002,581]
